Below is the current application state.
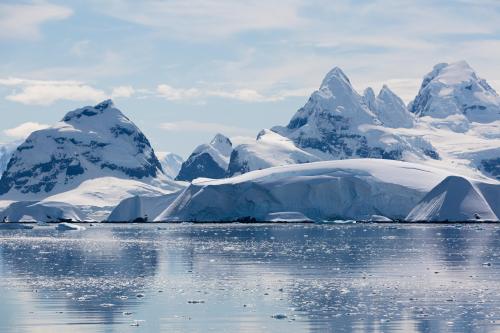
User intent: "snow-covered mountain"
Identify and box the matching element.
[0,100,184,220]
[223,61,499,180]
[404,61,500,180]
[176,133,233,181]
[157,159,499,222]
[157,152,183,179]
[271,67,437,161]
[0,100,177,199]
[224,66,438,176]
[410,61,500,123]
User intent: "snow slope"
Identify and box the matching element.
[156,152,184,179]
[406,176,499,221]
[227,130,320,176]
[156,159,474,222]
[176,133,233,181]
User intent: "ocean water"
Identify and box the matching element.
[0,223,499,333]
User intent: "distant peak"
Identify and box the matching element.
[62,99,121,123]
[434,61,477,85]
[431,62,449,72]
[210,133,232,147]
[320,66,351,88]
[378,84,396,98]
[363,87,375,99]
[94,99,115,111]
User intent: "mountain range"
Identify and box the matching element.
[0,61,498,222]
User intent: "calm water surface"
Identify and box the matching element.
[0,223,499,333]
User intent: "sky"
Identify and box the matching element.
[1,0,500,158]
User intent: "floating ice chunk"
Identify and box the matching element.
[328,220,357,224]
[56,222,86,231]
[265,212,313,223]
[271,313,288,319]
[369,215,393,222]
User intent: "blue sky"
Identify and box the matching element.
[1,0,500,157]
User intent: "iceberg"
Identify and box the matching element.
[406,176,499,222]
[156,159,463,222]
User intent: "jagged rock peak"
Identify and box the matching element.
[209,133,233,153]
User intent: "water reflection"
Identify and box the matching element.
[0,224,499,332]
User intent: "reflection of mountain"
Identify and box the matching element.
[0,224,499,332]
[160,224,500,332]
[277,225,500,332]
[0,226,159,324]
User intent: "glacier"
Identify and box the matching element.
[155,159,498,222]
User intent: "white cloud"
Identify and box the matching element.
[159,121,254,136]
[157,84,201,100]
[0,1,72,40]
[3,122,50,139]
[93,0,304,39]
[0,78,106,106]
[156,84,312,102]
[0,78,136,105]
[111,85,135,98]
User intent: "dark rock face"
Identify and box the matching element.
[226,150,250,176]
[481,158,500,180]
[176,153,226,181]
[280,111,432,162]
[175,133,232,182]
